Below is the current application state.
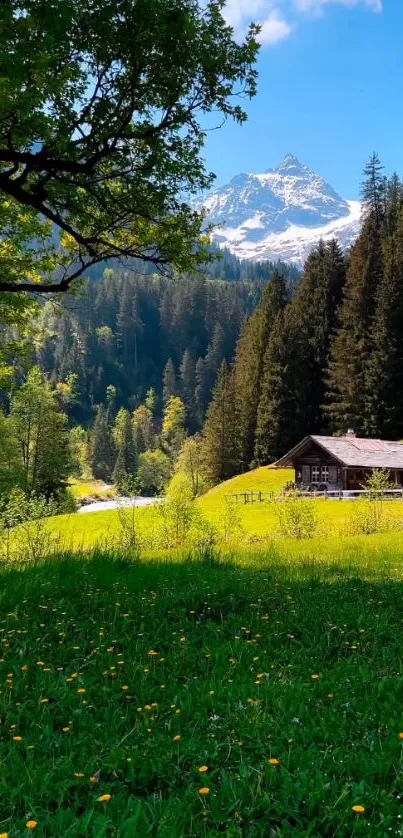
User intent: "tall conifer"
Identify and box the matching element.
[232,270,288,470]
[202,361,238,484]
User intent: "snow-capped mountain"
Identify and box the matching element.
[202,154,361,265]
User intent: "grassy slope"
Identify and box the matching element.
[8,465,403,554]
[2,551,403,835]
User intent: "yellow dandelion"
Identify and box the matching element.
[13,735,23,742]
[26,822,38,830]
[40,698,49,704]
[122,685,129,691]
[98,793,111,802]
[399,732,403,740]
[77,688,86,694]
[199,787,210,795]
[148,650,159,657]
[198,765,209,773]
[21,665,28,672]
[173,734,181,741]
[268,758,280,766]
[208,690,215,696]
[62,726,70,732]
[0,832,9,837]
[74,772,85,778]
[311,673,321,680]
[352,805,365,814]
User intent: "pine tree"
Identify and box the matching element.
[202,361,238,484]
[233,270,288,470]
[113,408,137,474]
[11,367,71,497]
[161,396,186,461]
[90,404,116,481]
[326,217,383,433]
[326,158,386,433]
[132,404,155,454]
[162,359,177,406]
[112,447,129,493]
[254,309,304,464]
[204,323,226,396]
[292,240,346,432]
[194,357,209,427]
[361,152,386,226]
[180,349,196,428]
[364,183,403,436]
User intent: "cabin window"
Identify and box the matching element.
[321,466,329,482]
[311,466,320,483]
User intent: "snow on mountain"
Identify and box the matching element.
[202,154,362,265]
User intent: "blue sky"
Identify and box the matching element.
[203,0,401,198]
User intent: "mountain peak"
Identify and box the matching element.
[274,153,306,175]
[200,154,360,266]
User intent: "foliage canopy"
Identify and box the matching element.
[0,0,259,294]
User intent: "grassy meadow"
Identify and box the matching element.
[3,468,403,834]
[2,550,403,835]
[8,465,403,557]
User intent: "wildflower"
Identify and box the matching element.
[148,650,158,657]
[74,772,85,778]
[98,794,111,802]
[173,735,181,741]
[40,698,49,704]
[77,688,86,694]
[0,832,8,837]
[13,736,23,742]
[198,766,209,773]
[62,727,70,732]
[89,775,99,783]
[311,674,321,680]
[208,690,215,696]
[122,685,129,691]
[268,758,280,766]
[199,787,210,795]
[26,822,38,830]
[21,665,28,672]
[352,805,365,814]
[399,732,403,740]
[328,693,335,700]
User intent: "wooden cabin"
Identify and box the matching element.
[275,431,403,492]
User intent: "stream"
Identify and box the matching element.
[77,496,161,514]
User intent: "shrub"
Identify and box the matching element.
[272,490,318,539]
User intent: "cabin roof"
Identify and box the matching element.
[275,435,403,470]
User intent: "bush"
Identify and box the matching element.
[220,497,244,544]
[137,449,172,496]
[272,490,318,539]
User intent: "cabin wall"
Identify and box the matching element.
[294,446,343,489]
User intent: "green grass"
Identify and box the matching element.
[2,549,403,835]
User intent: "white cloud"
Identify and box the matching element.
[222,1,292,45]
[259,12,292,43]
[294,0,382,14]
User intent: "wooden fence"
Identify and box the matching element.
[226,489,403,504]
